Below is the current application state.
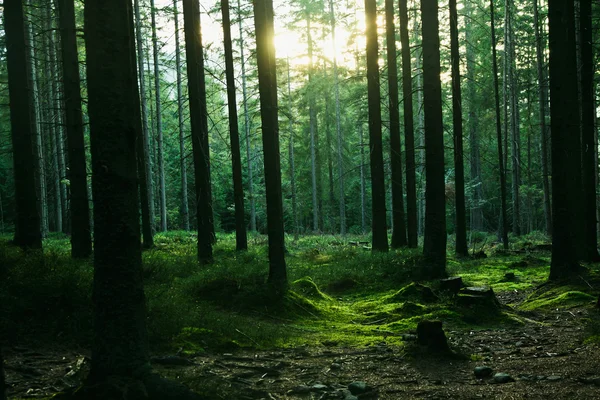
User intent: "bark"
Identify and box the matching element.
[533,0,552,236]
[253,0,287,290]
[57,0,92,257]
[151,0,168,232]
[399,0,417,247]
[134,0,156,245]
[548,0,582,278]
[360,124,366,234]
[507,0,521,236]
[5,0,42,249]
[173,0,190,230]
[183,0,214,263]
[421,0,447,277]
[222,0,248,250]
[306,16,319,232]
[364,0,389,252]
[287,59,299,239]
[385,0,407,248]
[490,0,509,249]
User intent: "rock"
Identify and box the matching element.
[474,366,493,378]
[440,277,463,295]
[493,373,515,384]
[417,320,450,353]
[348,381,370,395]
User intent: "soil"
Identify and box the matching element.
[4,291,600,399]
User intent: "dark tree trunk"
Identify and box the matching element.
[421,0,447,277]
[364,0,388,252]
[222,0,248,251]
[183,0,214,263]
[449,0,468,256]
[399,0,417,248]
[306,16,319,233]
[5,0,42,250]
[57,0,92,258]
[579,0,599,261]
[490,0,509,249]
[0,345,5,400]
[253,0,287,290]
[548,0,582,279]
[287,59,299,239]
[385,0,407,248]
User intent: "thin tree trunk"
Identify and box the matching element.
[173,0,190,231]
[222,0,248,250]
[490,0,509,249]
[287,58,299,240]
[134,0,156,244]
[306,16,319,232]
[400,0,417,247]
[360,123,366,234]
[325,95,336,233]
[507,1,521,236]
[5,0,42,249]
[385,0,407,248]
[365,0,389,252]
[328,0,346,235]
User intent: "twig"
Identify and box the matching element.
[579,275,593,289]
[235,328,260,347]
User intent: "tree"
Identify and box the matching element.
[399,0,417,248]
[57,0,92,258]
[287,58,300,239]
[449,0,468,256]
[490,0,509,249]
[253,0,287,289]
[0,345,5,400]
[5,0,42,250]
[548,0,582,279]
[364,0,388,252]
[81,2,205,396]
[222,0,248,251]
[183,0,214,263]
[385,0,407,248]
[421,0,446,277]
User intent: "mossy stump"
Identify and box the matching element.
[416,320,450,353]
[457,286,501,309]
[440,277,463,295]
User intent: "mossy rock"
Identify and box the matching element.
[292,277,331,300]
[386,283,438,304]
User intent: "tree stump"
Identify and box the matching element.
[440,277,463,294]
[417,320,450,353]
[457,286,501,308]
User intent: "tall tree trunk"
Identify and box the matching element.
[0,345,5,400]
[238,0,256,232]
[183,0,213,263]
[173,0,190,230]
[364,0,388,252]
[548,0,582,279]
[449,0,468,256]
[533,0,552,236]
[287,58,299,240]
[222,0,248,250]
[253,0,287,290]
[399,0,417,247]
[507,0,521,236]
[579,0,600,261]
[466,0,483,232]
[150,0,168,232]
[306,16,319,232]
[421,0,447,277]
[325,95,336,233]
[385,0,407,248]
[490,0,509,249]
[360,123,366,234]
[328,0,346,235]
[57,0,92,257]
[5,0,42,249]
[134,0,156,244]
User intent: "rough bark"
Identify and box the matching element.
[306,16,319,232]
[287,59,299,239]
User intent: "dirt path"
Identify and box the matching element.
[4,295,600,399]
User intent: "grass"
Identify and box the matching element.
[0,230,597,354]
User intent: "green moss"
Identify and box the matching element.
[521,291,596,311]
[583,335,600,346]
[292,277,332,300]
[384,283,437,303]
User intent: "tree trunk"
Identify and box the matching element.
[364,0,388,252]
[385,0,407,248]
[173,0,190,231]
[306,16,319,233]
[399,0,417,247]
[328,0,346,235]
[0,345,5,400]
[183,0,213,263]
[150,0,168,232]
[5,0,42,249]
[222,0,248,250]
[287,58,299,240]
[533,0,552,236]
[134,0,156,245]
[421,0,447,277]
[253,0,287,290]
[57,0,92,257]
[490,0,509,249]
[449,0,468,256]
[548,0,582,278]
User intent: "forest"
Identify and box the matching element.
[1,0,600,398]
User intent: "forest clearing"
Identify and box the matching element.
[1,232,600,399]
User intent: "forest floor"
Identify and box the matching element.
[2,232,600,399]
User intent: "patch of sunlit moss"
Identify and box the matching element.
[521,290,596,311]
